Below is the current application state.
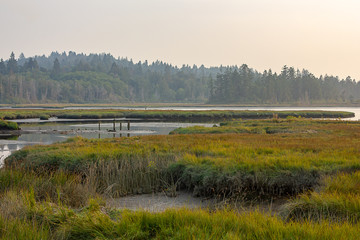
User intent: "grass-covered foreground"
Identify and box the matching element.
[2,195,360,240]
[2,119,360,239]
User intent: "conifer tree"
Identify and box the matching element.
[51,58,61,78]
[7,52,18,74]
[0,59,6,74]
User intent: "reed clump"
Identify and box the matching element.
[283,171,360,223]
[85,155,176,197]
[0,167,97,208]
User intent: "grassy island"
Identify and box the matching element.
[0,119,19,130]
[0,108,355,121]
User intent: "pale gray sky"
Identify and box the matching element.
[1,0,360,79]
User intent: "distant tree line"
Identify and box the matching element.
[209,65,360,104]
[0,51,358,104]
[0,51,213,103]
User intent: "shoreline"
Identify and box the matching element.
[1,102,360,109]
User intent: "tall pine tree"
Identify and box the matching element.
[51,58,61,78]
[0,59,6,74]
[7,52,18,74]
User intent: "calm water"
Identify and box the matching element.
[1,106,358,166]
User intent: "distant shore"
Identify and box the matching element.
[1,102,360,109]
[0,109,355,121]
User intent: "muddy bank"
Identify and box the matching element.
[106,191,287,214]
[106,191,216,212]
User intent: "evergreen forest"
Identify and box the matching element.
[0,51,359,104]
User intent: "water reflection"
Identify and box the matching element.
[0,143,22,167]
[0,145,11,167]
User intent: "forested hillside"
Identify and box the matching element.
[0,51,359,104]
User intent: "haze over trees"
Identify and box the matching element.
[0,51,358,104]
[209,66,360,104]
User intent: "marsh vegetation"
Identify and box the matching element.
[0,120,18,131]
[0,108,355,120]
[1,118,360,238]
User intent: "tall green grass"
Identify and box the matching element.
[2,189,360,240]
[0,168,97,207]
[283,171,360,223]
[0,217,50,240]
[2,193,360,240]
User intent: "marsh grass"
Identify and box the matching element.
[170,118,360,135]
[283,171,360,223]
[6,120,360,201]
[0,167,97,208]
[0,109,354,120]
[2,119,360,238]
[0,217,50,240]
[2,194,360,240]
[169,125,261,135]
[0,119,19,130]
[85,155,176,197]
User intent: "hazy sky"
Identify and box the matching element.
[1,0,360,79]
